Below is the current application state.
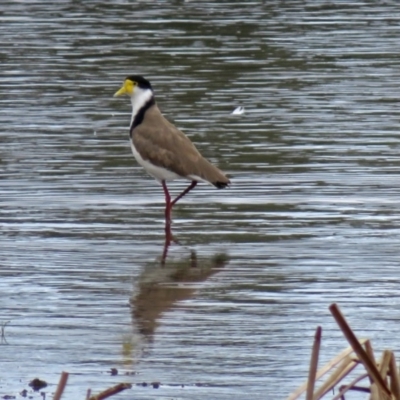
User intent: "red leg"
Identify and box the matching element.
[171,181,197,206]
[161,180,196,258]
[162,180,172,227]
[161,181,172,266]
[161,230,171,266]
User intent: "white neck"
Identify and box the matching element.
[130,87,154,125]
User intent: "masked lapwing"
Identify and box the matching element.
[114,75,230,229]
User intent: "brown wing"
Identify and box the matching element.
[132,105,230,188]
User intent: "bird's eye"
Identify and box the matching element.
[132,81,137,86]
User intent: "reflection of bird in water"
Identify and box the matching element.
[130,251,228,339]
[113,76,230,241]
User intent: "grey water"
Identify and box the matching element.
[2,1,400,399]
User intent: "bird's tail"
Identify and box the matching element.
[191,158,230,189]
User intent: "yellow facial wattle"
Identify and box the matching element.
[114,79,136,97]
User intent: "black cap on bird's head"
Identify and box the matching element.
[114,75,153,97]
[126,75,152,90]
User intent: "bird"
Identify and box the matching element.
[114,75,230,233]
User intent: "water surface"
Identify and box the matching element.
[2,1,400,399]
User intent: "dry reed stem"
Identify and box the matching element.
[89,383,132,400]
[313,356,357,399]
[53,371,69,400]
[379,350,393,388]
[306,326,322,400]
[331,372,369,400]
[370,383,391,400]
[86,389,91,400]
[370,383,380,400]
[329,303,391,397]
[388,353,400,400]
[365,340,376,384]
[287,343,364,400]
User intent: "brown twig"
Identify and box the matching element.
[89,383,132,400]
[379,350,392,379]
[365,339,376,384]
[306,326,321,400]
[388,352,400,400]
[329,303,391,398]
[331,372,369,400]
[370,383,382,400]
[53,371,69,400]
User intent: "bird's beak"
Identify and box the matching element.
[114,83,127,97]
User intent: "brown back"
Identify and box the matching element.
[132,104,230,187]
